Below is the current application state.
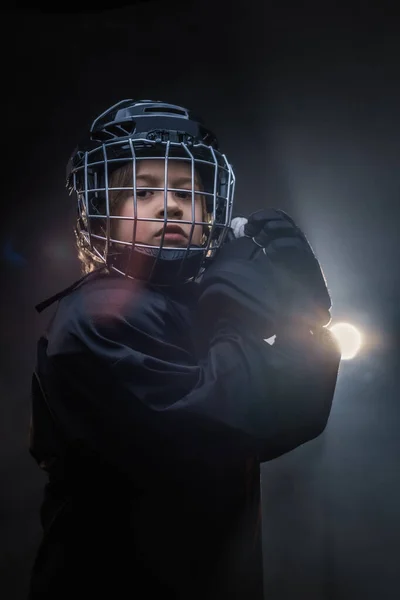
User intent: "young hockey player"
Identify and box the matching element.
[28,99,340,599]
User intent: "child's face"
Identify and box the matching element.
[114,159,206,247]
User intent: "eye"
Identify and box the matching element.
[136,190,153,199]
[175,191,192,200]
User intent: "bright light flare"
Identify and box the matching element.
[329,322,362,360]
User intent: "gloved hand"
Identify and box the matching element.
[196,209,332,344]
[245,208,332,326]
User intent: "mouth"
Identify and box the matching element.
[155,225,188,243]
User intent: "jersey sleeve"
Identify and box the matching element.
[36,281,340,481]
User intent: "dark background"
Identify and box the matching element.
[1,1,399,598]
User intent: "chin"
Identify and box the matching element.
[161,241,189,248]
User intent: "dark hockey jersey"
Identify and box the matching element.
[28,270,340,600]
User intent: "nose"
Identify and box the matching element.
[156,191,183,219]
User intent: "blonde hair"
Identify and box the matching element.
[76,161,210,275]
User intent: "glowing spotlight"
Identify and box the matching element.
[329,322,362,360]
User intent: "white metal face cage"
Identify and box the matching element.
[70,136,235,285]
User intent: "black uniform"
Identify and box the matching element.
[28,269,340,600]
